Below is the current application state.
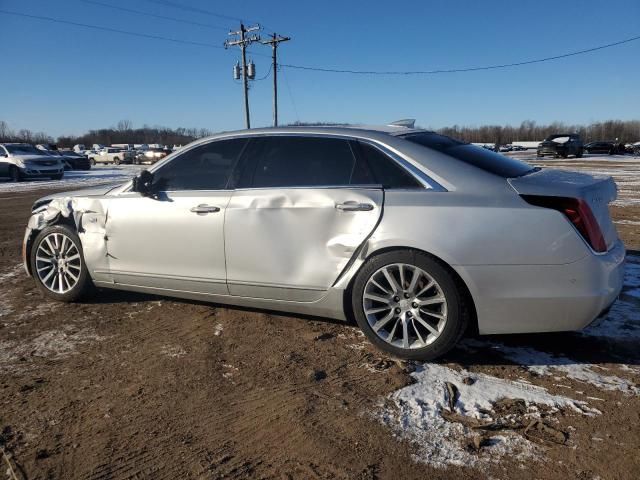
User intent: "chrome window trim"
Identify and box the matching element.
[356,139,444,191]
[232,184,384,192]
[125,131,447,193]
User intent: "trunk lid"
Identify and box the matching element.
[509,168,619,250]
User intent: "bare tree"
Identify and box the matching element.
[117,119,133,132]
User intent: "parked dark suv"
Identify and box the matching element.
[583,141,623,155]
[537,134,583,158]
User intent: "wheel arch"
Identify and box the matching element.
[24,216,78,276]
[342,245,479,334]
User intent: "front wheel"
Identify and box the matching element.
[30,225,92,302]
[351,250,468,361]
[90,158,96,166]
[113,157,121,165]
[9,165,23,182]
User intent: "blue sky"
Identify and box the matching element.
[1,0,639,138]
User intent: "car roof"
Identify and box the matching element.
[200,125,432,143]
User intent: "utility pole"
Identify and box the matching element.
[261,33,290,127]
[225,23,260,129]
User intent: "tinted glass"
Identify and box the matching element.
[357,142,421,188]
[401,132,535,178]
[5,144,43,155]
[248,136,356,188]
[153,138,247,191]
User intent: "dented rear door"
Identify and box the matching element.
[225,187,382,301]
[224,134,383,301]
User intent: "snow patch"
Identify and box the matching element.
[0,164,143,193]
[0,326,106,372]
[472,341,639,395]
[0,264,24,319]
[379,363,595,468]
[160,345,186,358]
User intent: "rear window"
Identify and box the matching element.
[400,132,535,178]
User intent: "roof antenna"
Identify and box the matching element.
[388,119,415,128]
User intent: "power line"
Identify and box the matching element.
[80,0,230,31]
[139,0,277,34]
[141,0,244,25]
[253,63,273,81]
[0,9,226,49]
[281,67,299,123]
[2,8,638,76]
[280,34,640,75]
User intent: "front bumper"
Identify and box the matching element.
[456,240,626,335]
[21,166,64,177]
[538,147,564,156]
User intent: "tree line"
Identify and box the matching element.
[434,120,640,144]
[1,119,639,148]
[0,120,211,148]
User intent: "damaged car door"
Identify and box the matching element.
[225,135,383,301]
[104,138,248,294]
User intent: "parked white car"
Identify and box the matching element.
[0,143,64,181]
[88,148,134,165]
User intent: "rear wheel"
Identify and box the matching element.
[90,158,96,166]
[30,225,92,302]
[351,250,468,361]
[113,157,121,165]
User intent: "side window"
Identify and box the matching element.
[246,136,357,188]
[153,138,247,191]
[357,142,422,189]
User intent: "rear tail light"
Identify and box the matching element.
[521,195,607,253]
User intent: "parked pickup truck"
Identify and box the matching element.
[88,148,134,165]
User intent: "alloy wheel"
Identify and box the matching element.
[35,232,82,294]
[362,263,448,349]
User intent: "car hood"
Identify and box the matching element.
[13,154,60,162]
[36,183,122,204]
[539,140,567,147]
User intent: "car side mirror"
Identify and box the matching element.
[132,169,155,196]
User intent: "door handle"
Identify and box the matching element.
[190,204,220,214]
[335,201,374,212]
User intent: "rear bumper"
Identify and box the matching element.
[457,240,626,334]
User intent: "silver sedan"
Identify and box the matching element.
[22,125,625,360]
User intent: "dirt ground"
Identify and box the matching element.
[1,167,639,479]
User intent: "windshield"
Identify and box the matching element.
[5,144,45,155]
[400,132,535,178]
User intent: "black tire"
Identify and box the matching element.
[9,165,23,182]
[113,157,121,165]
[30,224,92,302]
[536,153,543,158]
[90,158,96,166]
[351,249,469,361]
